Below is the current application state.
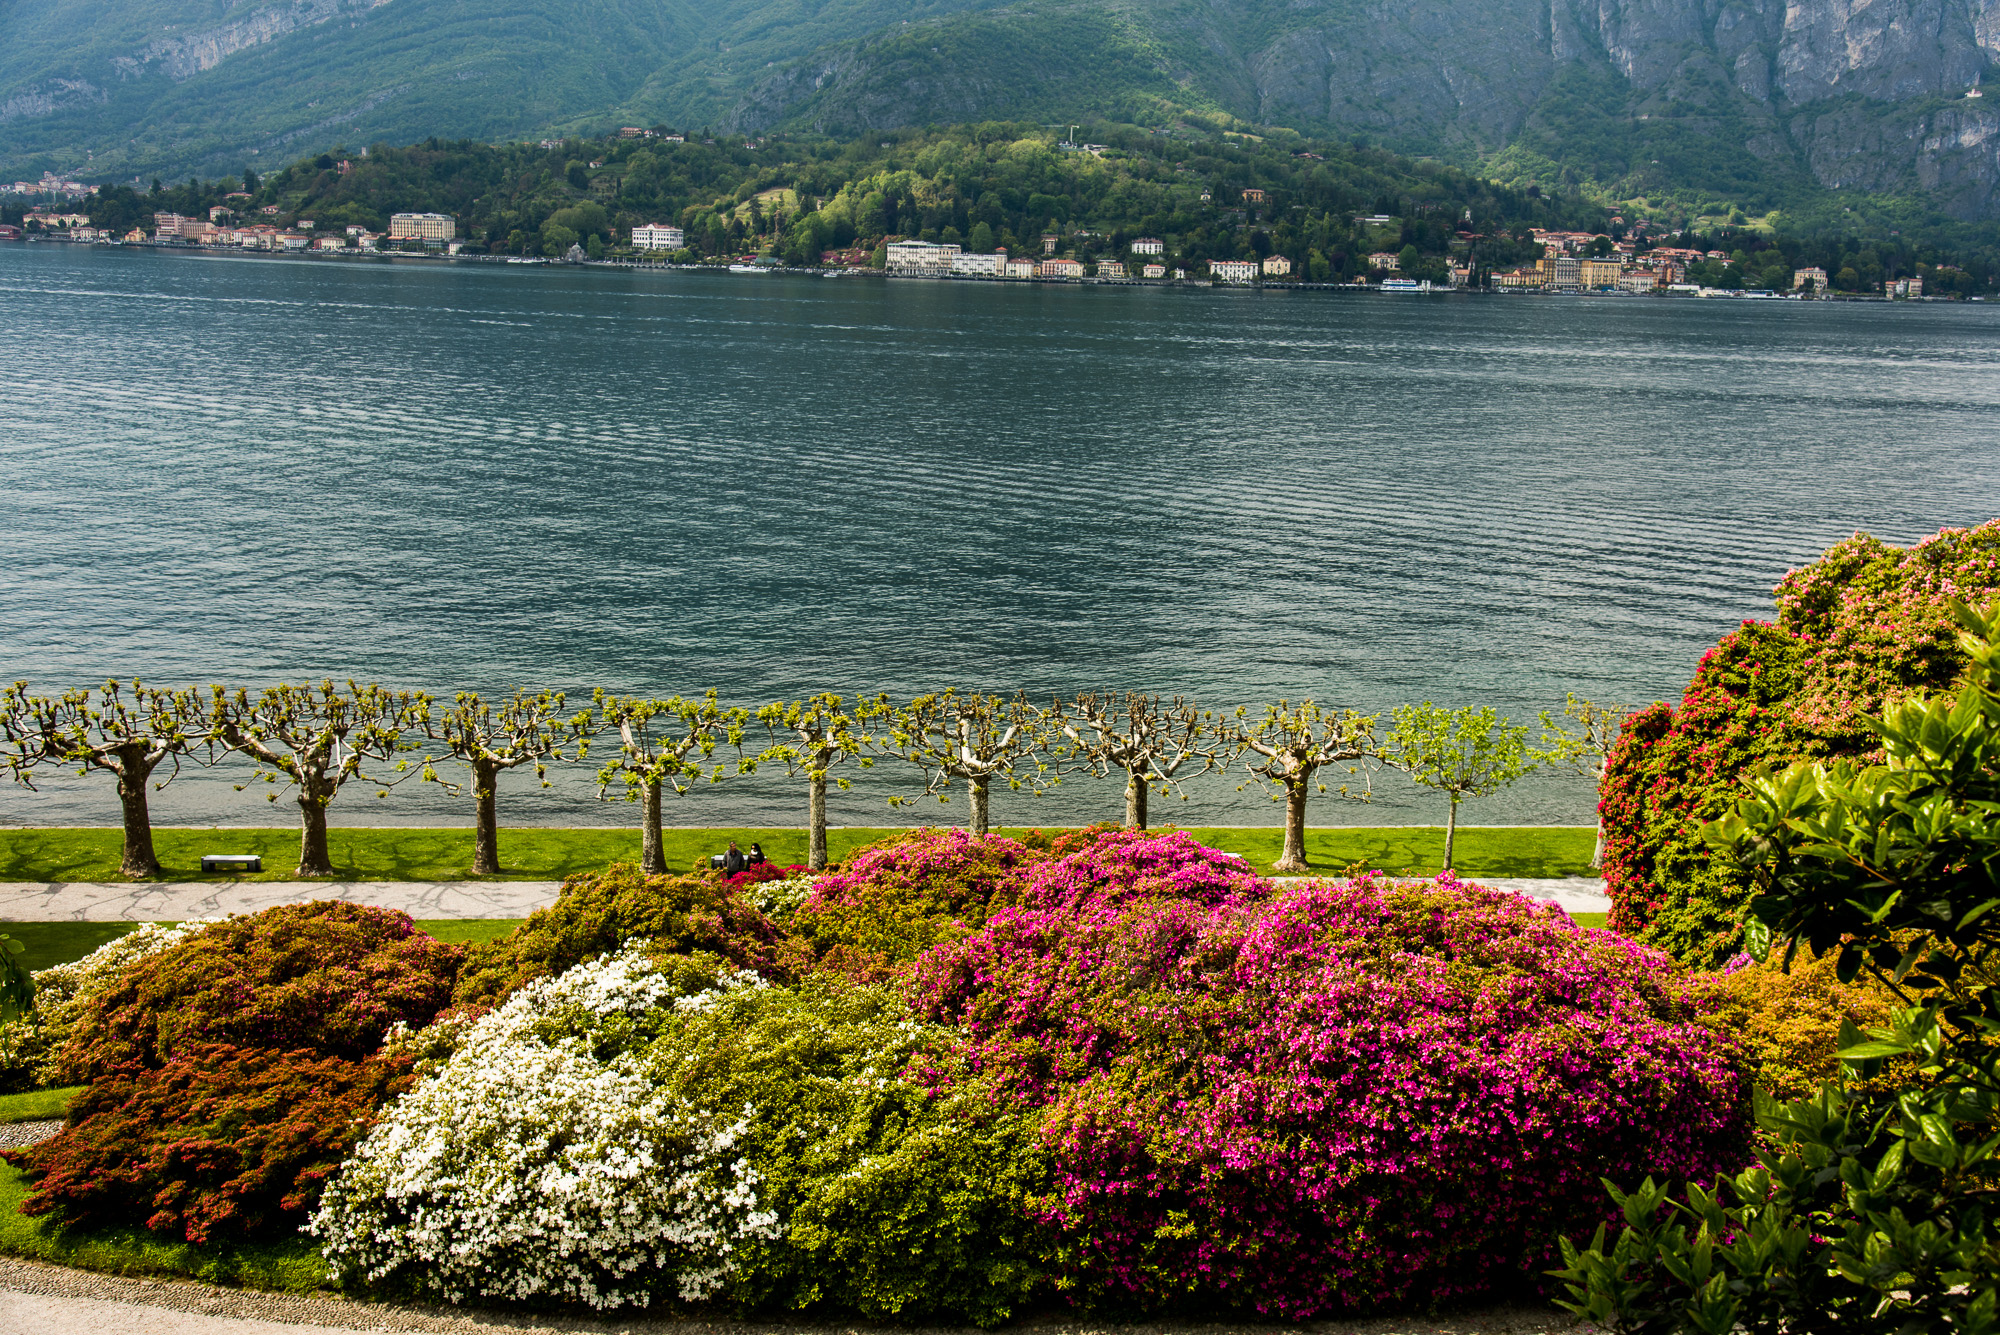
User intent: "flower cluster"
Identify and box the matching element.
[1601,520,2000,964]
[313,948,779,1309]
[910,871,1750,1318]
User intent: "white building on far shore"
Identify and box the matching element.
[886,239,960,274]
[632,223,684,250]
[1211,259,1258,283]
[949,251,1007,277]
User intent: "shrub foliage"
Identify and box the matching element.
[6,902,463,1244]
[58,902,462,1081]
[1600,521,2000,964]
[910,870,1751,1318]
[452,863,787,1005]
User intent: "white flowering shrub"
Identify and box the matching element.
[0,920,218,1091]
[311,948,780,1309]
[743,873,815,922]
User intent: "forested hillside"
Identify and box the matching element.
[8,0,2000,234]
[55,123,2000,292]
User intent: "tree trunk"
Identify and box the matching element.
[297,774,334,878]
[969,775,990,836]
[808,771,828,871]
[641,778,666,874]
[471,756,501,875]
[114,748,162,879]
[1591,757,1607,869]
[1124,766,1148,829]
[1274,780,1310,874]
[1442,797,1460,873]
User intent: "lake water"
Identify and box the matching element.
[3,241,1998,832]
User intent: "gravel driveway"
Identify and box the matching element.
[0,1258,1590,1335]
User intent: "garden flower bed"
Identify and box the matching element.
[0,827,1777,1322]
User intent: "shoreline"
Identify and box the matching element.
[3,235,1959,301]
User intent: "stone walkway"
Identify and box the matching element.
[0,880,562,922]
[0,876,1607,922]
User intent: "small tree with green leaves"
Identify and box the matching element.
[1384,703,1537,871]
[421,690,594,875]
[1058,692,1229,829]
[211,680,432,878]
[1553,601,2000,1332]
[753,692,888,870]
[1,680,210,878]
[593,690,747,873]
[877,690,1058,836]
[1226,700,1376,873]
[1537,692,1632,867]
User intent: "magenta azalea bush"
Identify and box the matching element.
[911,870,1750,1317]
[1017,827,1261,910]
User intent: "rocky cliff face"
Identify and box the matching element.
[734,0,2000,217]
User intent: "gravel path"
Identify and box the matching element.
[0,1258,1587,1335]
[0,1122,59,1152]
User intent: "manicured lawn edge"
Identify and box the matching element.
[0,1160,329,1292]
[0,824,1599,883]
[0,1088,79,1123]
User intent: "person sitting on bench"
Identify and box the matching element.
[746,842,766,867]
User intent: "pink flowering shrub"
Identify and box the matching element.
[910,872,1751,1318]
[1017,828,1264,911]
[794,828,1048,975]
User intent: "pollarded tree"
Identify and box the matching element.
[1384,703,1537,872]
[1058,691,1230,829]
[593,690,747,874]
[422,690,594,875]
[878,689,1058,836]
[753,692,889,870]
[1536,692,1632,868]
[1,680,209,877]
[1227,700,1376,874]
[211,680,432,878]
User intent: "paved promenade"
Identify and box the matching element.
[0,875,1606,921]
[0,879,563,922]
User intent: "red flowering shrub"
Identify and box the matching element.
[794,828,1049,976]
[6,1043,415,1243]
[58,901,464,1082]
[910,873,1750,1318]
[453,863,788,1005]
[1602,521,2000,964]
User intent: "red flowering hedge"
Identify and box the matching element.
[453,862,789,1005]
[8,1044,415,1242]
[1601,521,2000,965]
[10,902,463,1244]
[910,868,1750,1318]
[57,901,464,1082]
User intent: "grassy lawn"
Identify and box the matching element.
[0,1087,79,1122]
[0,824,1598,883]
[3,919,524,972]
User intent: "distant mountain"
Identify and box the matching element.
[7,0,2000,224]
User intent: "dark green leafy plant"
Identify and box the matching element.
[1554,600,2000,1332]
[0,932,30,1019]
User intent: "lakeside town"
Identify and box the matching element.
[1,200,1937,299]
